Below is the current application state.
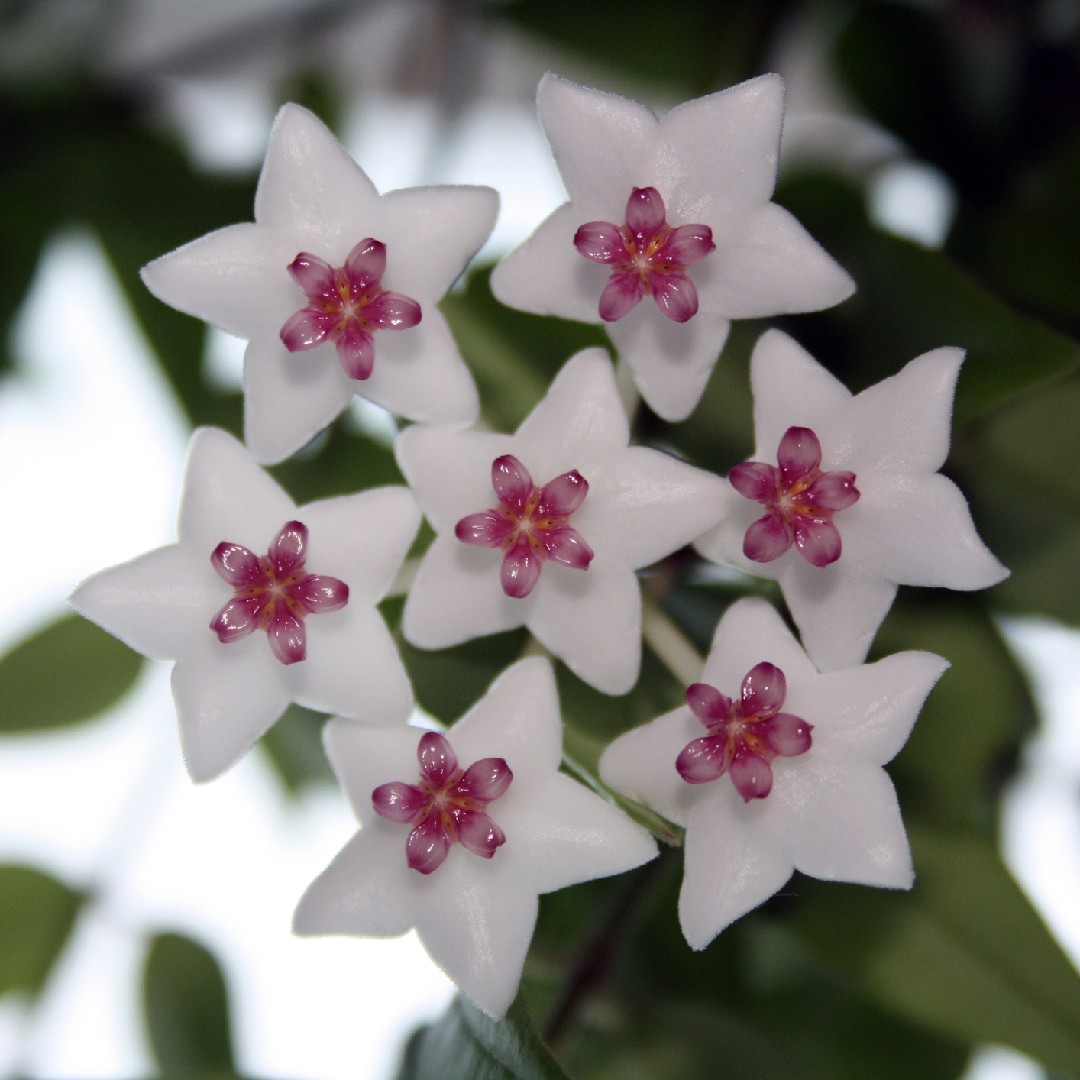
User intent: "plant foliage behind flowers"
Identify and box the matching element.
[3,2,1080,1078]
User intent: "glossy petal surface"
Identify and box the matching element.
[69,428,418,781]
[141,103,495,463]
[599,598,947,948]
[294,658,657,1017]
[696,330,1009,670]
[491,73,854,421]
[397,349,727,694]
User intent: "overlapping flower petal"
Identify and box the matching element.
[294,657,657,1017]
[141,103,497,463]
[492,73,854,421]
[696,330,1009,670]
[599,597,947,949]
[396,348,728,694]
[69,427,418,781]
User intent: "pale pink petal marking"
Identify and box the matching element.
[730,749,773,800]
[778,426,822,485]
[418,731,458,787]
[344,237,386,289]
[676,735,732,784]
[501,536,542,599]
[267,608,306,665]
[269,521,307,576]
[454,810,506,859]
[540,526,593,570]
[686,682,733,726]
[210,542,263,586]
[651,271,698,323]
[455,510,513,548]
[454,758,513,802]
[371,781,428,823]
[729,461,778,504]
[740,662,785,718]
[793,516,842,567]
[291,575,349,612]
[407,812,451,875]
[537,470,588,517]
[744,509,794,562]
[286,252,336,298]
[492,454,533,512]
[210,596,264,642]
[760,713,813,757]
[573,221,626,263]
[335,322,376,380]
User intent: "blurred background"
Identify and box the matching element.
[2,1,1080,1077]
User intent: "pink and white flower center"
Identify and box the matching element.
[279,238,421,381]
[729,426,860,568]
[455,454,594,599]
[209,520,349,666]
[372,731,513,875]
[677,663,812,801]
[574,186,715,323]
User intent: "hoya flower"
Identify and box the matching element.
[141,103,497,464]
[69,428,418,781]
[696,330,1008,671]
[396,348,728,694]
[491,72,854,422]
[599,597,948,949]
[294,657,657,1018]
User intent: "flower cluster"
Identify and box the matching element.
[70,75,1007,1018]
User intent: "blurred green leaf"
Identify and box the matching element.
[795,826,1080,1076]
[875,596,1032,834]
[142,931,236,1078]
[259,704,333,795]
[397,992,570,1080]
[0,864,82,997]
[0,613,143,733]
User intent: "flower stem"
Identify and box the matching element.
[642,599,705,686]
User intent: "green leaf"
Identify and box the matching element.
[142,931,236,1078]
[397,993,570,1080]
[794,826,1080,1076]
[0,864,82,997]
[258,703,334,795]
[0,613,144,733]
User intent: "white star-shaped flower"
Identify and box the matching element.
[490,72,854,422]
[696,329,1009,671]
[395,348,728,695]
[141,103,497,464]
[294,656,657,1018]
[69,427,418,781]
[599,597,947,950]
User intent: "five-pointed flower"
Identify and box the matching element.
[696,330,1009,671]
[294,656,657,1018]
[491,72,854,422]
[69,427,418,782]
[599,597,947,950]
[395,348,728,695]
[141,102,497,464]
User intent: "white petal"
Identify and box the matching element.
[178,427,297,548]
[529,565,641,694]
[449,657,563,779]
[171,634,288,782]
[705,202,854,319]
[606,305,731,422]
[254,103,380,249]
[779,558,898,671]
[702,597,818,690]
[69,544,219,662]
[599,707,702,826]
[395,426,514,533]
[292,604,413,724]
[323,720,424,824]
[791,651,948,766]
[503,772,657,894]
[657,74,784,219]
[489,203,605,323]
[300,488,419,602]
[417,858,538,1018]
[774,749,914,889]
[514,349,629,473]
[692,483,765,574]
[376,185,498,301]
[831,348,963,473]
[581,446,727,568]
[403,536,526,648]
[679,791,793,949]
[242,332,356,465]
[749,330,852,455]
[294,828,421,938]
[359,309,479,427]
[140,223,290,339]
[536,72,656,212]
[843,472,1009,589]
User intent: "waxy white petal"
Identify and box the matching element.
[599,598,946,950]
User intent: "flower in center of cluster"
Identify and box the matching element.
[209,520,349,666]
[454,454,594,599]
[279,238,422,380]
[677,663,812,801]
[372,730,513,875]
[573,187,715,323]
[730,426,859,567]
